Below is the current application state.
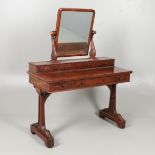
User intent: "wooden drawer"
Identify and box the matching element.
[48,73,130,92]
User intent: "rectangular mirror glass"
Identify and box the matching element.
[58,11,93,43]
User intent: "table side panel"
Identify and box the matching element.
[29,76,49,92]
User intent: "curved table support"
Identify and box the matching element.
[30,89,54,148]
[99,84,125,129]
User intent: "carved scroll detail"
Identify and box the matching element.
[50,31,57,61]
[89,30,96,59]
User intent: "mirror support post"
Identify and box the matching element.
[89,30,96,59]
[50,31,57,61]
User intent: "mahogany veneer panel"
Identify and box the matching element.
[28,66,132,93]
[29,57,114,74]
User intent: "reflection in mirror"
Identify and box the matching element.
[58,11,93,43]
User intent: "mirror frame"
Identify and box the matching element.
[54,8,95,57]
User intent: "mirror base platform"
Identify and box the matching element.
[31,123,54,148]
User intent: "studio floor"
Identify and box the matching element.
[0,78,155,155]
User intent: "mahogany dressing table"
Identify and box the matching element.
[28,8,132,148]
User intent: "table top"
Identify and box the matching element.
[28,66,132,83]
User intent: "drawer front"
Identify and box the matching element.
[49,73,130,92]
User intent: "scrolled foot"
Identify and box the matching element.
[30,123,54,148]
[31,122,38,134]
[115,113,125,128]
[99,108,125,129]
[45,139,54,148]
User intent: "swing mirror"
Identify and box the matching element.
[54,8,95,57]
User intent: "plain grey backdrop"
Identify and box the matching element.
[0,0,155,155]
